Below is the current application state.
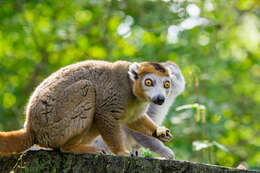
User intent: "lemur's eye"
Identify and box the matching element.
[145,79,153,87]
[164,81,170,88]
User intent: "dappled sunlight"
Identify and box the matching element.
[167,3,209,44]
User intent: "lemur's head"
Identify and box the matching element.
[128,62,172,105]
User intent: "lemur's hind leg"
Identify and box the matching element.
[57,80,102,154]
[126,128,175,159]
[62,124,107,154]
[95,112,129,156]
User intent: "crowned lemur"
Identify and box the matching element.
[0,60,174,156]
[93,61,185,159]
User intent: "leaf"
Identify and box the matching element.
[176,103,207,123]
[192,140,213,151]
[213,141,229,153]
[140,148,153,158]
[176,103,206,111]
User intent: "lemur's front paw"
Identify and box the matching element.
[152,126,173,142]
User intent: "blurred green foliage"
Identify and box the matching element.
[0,0,259,170]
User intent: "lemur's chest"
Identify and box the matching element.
[120,101,149,123]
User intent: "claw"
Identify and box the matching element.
[130,150,139,157]
[98,150,107,155]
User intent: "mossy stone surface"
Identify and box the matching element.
[0,150,259,173]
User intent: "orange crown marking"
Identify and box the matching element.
[138,62,170,77]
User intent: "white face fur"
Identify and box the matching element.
[141,73,172,105]
[128,62,174,105]
[163,62,185,97]
[127,62,185,125]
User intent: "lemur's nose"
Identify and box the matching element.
[152,95,165,105]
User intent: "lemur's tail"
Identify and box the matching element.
[0,128,34,156]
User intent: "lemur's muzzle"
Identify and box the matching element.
[152,95,165,105]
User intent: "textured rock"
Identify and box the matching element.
[0,150,259,173]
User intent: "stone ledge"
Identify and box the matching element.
[0,150,259,173]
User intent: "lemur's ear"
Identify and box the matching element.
[163,62,177,74]
[164,62,182,80]
[128,62,140,81]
